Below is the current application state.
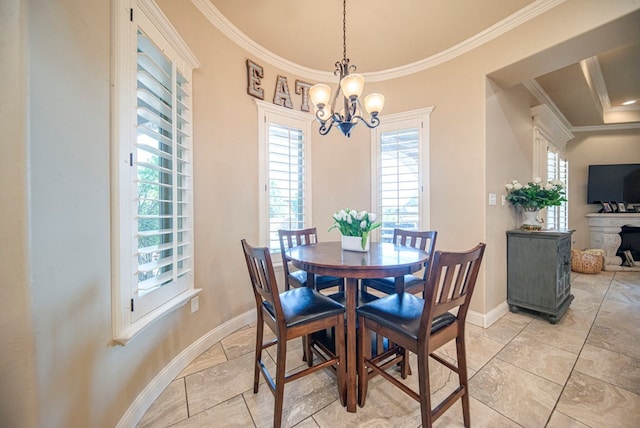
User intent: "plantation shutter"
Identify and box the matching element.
[558,157,569,228]
[546,149,568,230]
[133,28,192,317]
[268,122,306,250]
[378,128,420,242]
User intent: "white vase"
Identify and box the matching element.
[521,208,542,231]
[341,235,370,252]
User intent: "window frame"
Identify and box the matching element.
[370,108,433,241]
[257,100,314,253]
[111,0,200,344]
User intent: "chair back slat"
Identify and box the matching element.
[393,229,437,284]
[279,228,318,269]
[242,239,283,322]
[278,227,321,290]
[421,243,486,332]
[392,229,436,253]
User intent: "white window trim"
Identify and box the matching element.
[532,105,572,230]
[257,100,314,252]
[370,107,433,239]
[111,0,200,345]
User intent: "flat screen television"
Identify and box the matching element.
[587,163,640,204]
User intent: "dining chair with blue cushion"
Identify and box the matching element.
[357,243,486,427]
[241,239,346,428]
[361,229,437,296]
[279,227,344,292]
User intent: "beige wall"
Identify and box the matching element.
[567,131,640,250]
[3,0,639,426]
[485,81,537,311]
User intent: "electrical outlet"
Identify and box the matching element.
[501,194,506,206]
[190,296,199,313]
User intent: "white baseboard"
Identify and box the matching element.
[116,309,257,428]
[467,301,509,328]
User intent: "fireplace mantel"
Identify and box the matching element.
[585,213,640,271]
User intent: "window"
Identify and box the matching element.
[112,0,200,343]
[371,108,433,242]
[547,148,569,230]
[258,101,313,252]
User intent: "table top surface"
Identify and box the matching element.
[285,241,429,277]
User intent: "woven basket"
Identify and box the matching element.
[571,249,604,274]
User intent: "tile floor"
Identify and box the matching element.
[137,271,640,427]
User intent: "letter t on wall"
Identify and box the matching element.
[295,80,312,112]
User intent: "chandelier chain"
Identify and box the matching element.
[342,0,347,61]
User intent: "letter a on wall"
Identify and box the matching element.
[273,75,293,109]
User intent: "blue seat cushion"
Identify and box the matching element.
[356,293,456,341]
[363,274,423,295]
[289,270,342,289]
[327,290,379,307]
[263,287,345,328]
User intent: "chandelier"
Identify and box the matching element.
[308,0,385,138]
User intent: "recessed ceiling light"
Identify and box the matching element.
[622,99,637,106]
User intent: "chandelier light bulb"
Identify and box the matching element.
[364,93,385,115]
[309,84,332,108]
[340,74,365,99]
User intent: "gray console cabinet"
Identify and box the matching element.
[506,230,574,324]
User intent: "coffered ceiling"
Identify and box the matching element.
[203,0,640,132]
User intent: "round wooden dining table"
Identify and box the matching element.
[285,241,429,412]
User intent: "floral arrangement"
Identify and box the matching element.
[329,208,382,249]
[505,177,567,210]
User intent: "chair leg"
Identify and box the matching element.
[273,338,287,428]
[357,316,371,407]
[336,314,347,406]
[456,336,471,428]
[305,334,314,367]
[301,335,309,363]
[417,351,434,428]
[254,318,264,393]
[399,346,410,379]
[375,333,384,357]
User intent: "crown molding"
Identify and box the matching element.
[191,0,565,83]
[190,0,333,81]
[523,79,572,129]
[580,56,640,122]
[524,79,640,134]
[531,104,574,148]
[138,0,200,69]
[571,122,640,133]
[580,56,607,115]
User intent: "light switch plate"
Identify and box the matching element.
[489,193,497,205]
